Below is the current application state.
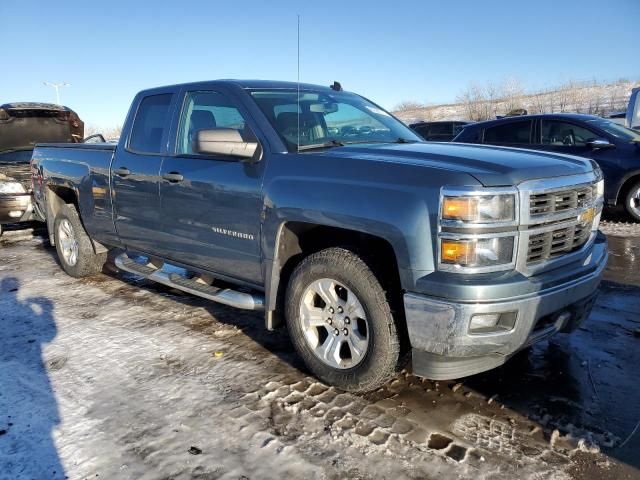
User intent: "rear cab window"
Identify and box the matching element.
[428,123,453,136]
[128,94,174,154]
[483,120,533,145]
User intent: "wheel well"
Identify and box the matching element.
[50,186,78,204]
[44,186,109,254]
[272,222,408,349]
[618,174,640,205]
[45,186,78,243]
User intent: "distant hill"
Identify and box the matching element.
[394,79,640,124]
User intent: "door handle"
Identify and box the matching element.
[163,172,184,183]
[114,167,131,177]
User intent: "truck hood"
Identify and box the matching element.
[0,102,84,153]
[323,142,592,187]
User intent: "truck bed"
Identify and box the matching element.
[31,142,118,246]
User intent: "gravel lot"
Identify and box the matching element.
[1,219,639,480]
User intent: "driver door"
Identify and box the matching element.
[537,120,597,157]
[157,89,266,285]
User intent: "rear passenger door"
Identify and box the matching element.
[157,89,266,285]
[482,120,534,147]
[112,92,176,253]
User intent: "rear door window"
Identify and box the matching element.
[128,94,173,154]
[483,120,532,145]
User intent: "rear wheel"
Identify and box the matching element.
[285,247,402,392]
[625,181,640,222]
[53,203,107,277]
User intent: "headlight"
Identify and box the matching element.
[439,187,519,273]
[0,181,26,194]
[440,236,516,269]
[595,179,604,199]
[442,194,515,223]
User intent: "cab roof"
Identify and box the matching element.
[139,79,339,96]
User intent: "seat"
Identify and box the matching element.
[559,128,575,146]
[547,124,564,145]
[276,112,301,139]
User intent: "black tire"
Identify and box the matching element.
[624,180,640,222]
[53,203,107,277]
[285,247,402,392]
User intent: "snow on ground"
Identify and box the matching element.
[1,222,639,480]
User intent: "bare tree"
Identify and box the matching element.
[396,77,640,121]
[394,100,424,112]
[457,83,495,121]
[83,124,122,141]
[530,90,548,114]
[501,77,525,114]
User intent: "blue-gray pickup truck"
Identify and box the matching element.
[31,80,607,392]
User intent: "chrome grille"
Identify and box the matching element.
[529,185,595,216]
[527,221,592,263]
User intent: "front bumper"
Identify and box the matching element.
[405,236,607,380]
[0,193,33,224]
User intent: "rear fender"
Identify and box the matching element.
[44,184,108,254]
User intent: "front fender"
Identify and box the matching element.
[262,175,437,289]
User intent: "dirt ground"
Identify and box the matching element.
[0,217,639,480]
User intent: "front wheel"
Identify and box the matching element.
[285,247,402,392]
[625,181,640,222]
[53,203,107,277]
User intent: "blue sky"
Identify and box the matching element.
[1,0,638,127]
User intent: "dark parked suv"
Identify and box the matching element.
[454,114,640,221]
[409,121,470,141]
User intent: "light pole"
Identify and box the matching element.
[43,82,70,105]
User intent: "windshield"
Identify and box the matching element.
[584,118,640,142]
[249,89,421,151]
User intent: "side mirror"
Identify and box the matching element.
[194,128,259,161]
[587,138,615,150]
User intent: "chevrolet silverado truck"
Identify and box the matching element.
[0,102,83,236]
[31,80,607,392]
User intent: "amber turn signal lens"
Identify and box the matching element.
[442,197,477,221]
[441,240,476,264]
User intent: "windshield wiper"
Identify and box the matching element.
[297,140,345,151]
[297,138,418,152]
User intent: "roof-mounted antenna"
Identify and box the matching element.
[330,81,343,92]
[296,14,300,153]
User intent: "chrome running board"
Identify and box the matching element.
[114,252,265,311]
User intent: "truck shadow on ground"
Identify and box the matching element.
[0,277,66,480]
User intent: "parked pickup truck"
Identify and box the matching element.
[31,80,607,392]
